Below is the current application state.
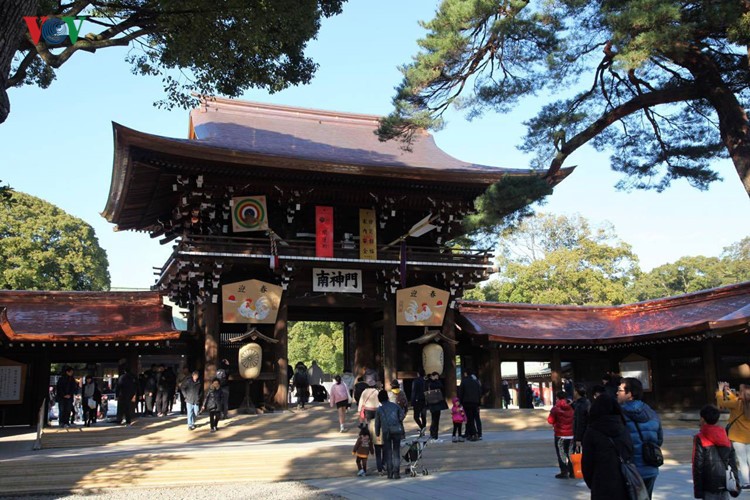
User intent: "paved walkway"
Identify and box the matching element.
[0,406,699,498]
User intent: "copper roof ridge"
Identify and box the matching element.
[458,280,750,315]
[196,96,394,128]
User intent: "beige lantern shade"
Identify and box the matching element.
[238,342,262,379]
[422,343,444,376]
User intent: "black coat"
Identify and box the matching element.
[426,378,445,412]
[573,397,591,443]
[181,378,204,405]
[693,425,740,497]
[458,376,481,405]
[582,414,634,500]
[203,388,223,412]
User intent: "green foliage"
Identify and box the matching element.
[474,213,639,305]
[0,180,12,206]
[379,0,750,195]
[459,175,553,242]
[287,321,343,375]
[5,0,345,114]
[631,237,750,300]
[0,191,110,290]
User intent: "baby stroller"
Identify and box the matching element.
[401,436,430,477]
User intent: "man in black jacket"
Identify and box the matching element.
[56,366,77,428]
[115,367,137,425]
[572,383,591,452]
[411,370,427,436]
[459,371,482,441]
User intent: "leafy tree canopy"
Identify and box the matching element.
[470,213,639,305]
[631,237,750,300]
[378,0,750,197]
[288,321,343,376]
[1,0,345,123]
[0,191,110,290]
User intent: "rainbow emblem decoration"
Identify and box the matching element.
[232,196,268,232]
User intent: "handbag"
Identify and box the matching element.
[609,437,649,500]
[721,450,741,496]
[424,388,443,405]
[569,451,583,479]
[87,397,97,410]
[633,420,664,467]
[726,414,741,434]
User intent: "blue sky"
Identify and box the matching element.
[1,1,748,289]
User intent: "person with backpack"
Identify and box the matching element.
[375,389,405,480]
[618,377,664,498]
[693,404,741,499]
[293,362,310,410]
[388,379,409,418]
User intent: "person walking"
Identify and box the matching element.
[329,374,351,432]
[693,404,741,499]
[358,375,379,423]
[115,366,137,426]
[411,370,427,436]
[388,379,409,417]
[56,366,77,428]
[573,383,591,453]
[352,425,375,477]
[368,418,385,476]
[501,380,512,409]
[582,393,635,500]
[717,381,750,489]
[426,372,446,441]
[618,377,663,498]
[81,375,101,427]
[293,362,310,410]
[202,378,224,432]
[216,359,231,419]
[548,390,575,479]
[181,370,203,430]
[375,389,405,479]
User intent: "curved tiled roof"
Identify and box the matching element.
[0,291,181,343]
[456,281,750,347]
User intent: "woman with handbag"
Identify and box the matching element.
[425,372,446,441]
[582,393,636,499]
[81,375,101,427]
[717,381,750,488]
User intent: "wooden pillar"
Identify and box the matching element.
[442,307,457,402]
[202,301,220,391]
[272,297,289,409]
[33,351,51,427]
[551,350,562,401]
[382,300,398,386]
[354,320,375,378]
[487,348,501,408]
[517,361,528,408]
[703,339,717,407]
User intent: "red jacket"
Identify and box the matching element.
[548,399,574,437]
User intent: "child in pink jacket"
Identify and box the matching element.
[451,397,466,443]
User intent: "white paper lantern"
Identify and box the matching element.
[422,343,444,376]
[238,342,262,379]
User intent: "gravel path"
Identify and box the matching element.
[0,482,344,500]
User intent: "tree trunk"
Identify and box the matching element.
[0,0,38,124]
[678,48,750,198]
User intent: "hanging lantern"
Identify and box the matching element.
[238,342,262,379]
[422,343,444,376]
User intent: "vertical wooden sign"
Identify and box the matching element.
[316,206,334,257]
[359,209,377,260]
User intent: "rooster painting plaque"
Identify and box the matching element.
[396,285,450,327]
[222,279,282,324]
